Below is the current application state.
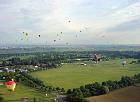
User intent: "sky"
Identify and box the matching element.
[0,0,140,45]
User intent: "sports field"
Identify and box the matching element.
[31,59,140,89]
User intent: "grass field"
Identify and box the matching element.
[0,83,53,102]
[31,59,140,89]
[88,84,140,102]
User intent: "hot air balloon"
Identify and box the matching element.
[80,30,82,32]
[5,79,16,91]
[93,54,98,64]
[121,60,127,67]
[38,35,41,37]
[25,33,28,36]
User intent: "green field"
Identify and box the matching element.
[31,59,140,90]
[0,83,53,102]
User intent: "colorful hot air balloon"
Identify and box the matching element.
[5,79,16,91]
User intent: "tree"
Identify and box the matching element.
[33,97,36,102]
[67,88,84,102]
[61,88,65,92]
[2,60,7,66]
[102,86,109,94]
[0,96,4,102]
[137,59,140,64]
[67,89,72,94]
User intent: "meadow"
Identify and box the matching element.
[0,83,52,102]
[31,59,140,89]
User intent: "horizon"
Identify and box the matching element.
[0,43,140,48]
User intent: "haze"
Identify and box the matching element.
[0,0,140,45]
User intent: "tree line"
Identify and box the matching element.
[1,51,140,67]
[66,73,140,102]
[17,72,65,93]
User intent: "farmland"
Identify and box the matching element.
[88,84,140,102]
[31,59,140,89]
[0,49,140,102]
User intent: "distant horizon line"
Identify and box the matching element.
[0,43,140,46]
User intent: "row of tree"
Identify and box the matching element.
[66,73,140,102]
[0,72,17,81]
[1,50,140,67]
[0,54,75,67]
[0,71,65,96]
[17,72,65,93]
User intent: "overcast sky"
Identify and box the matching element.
[0,0,140,45]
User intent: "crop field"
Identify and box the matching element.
[31,59,140,89]
[88,84,140,102]
[0,83,52,102]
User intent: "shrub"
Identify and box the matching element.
[0,96,4,102]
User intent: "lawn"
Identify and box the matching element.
[0,83,53,102]
[31,59,140,89]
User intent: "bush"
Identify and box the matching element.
[0,96,4,102]
[67,73,140,101]
[103,86,109,94]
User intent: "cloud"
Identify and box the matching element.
[104,1,139,27]
[0,0,140,45]
[108,18,140,32]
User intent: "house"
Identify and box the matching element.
[76,59,81,61]
[34,65,38,68]
[19,69,28,72]
[0,69,3,73]
[8,69,16,72]
[80,63,87,66]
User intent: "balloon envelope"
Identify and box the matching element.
[5,81,16,91]
[25,33,28,36]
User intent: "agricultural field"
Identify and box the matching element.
[0,83,53,102]
[88,84,140,102]
[31,59,140,89]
